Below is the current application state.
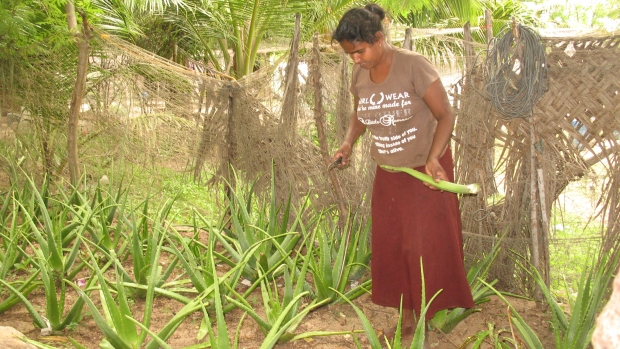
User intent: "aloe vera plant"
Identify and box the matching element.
[481,251,617,349]
[175,209,257,294]
[213,166,303,281]
[114,196,179,298]
[333,258,440,349]
[195,235,247,349]
[306,211,372,303]
[16,176,76,276]
[460,322,518,348]
[0,176,108,331]
[429,233,503,333]
[224,228,329,347]
[74,230,202,349]
[0,245,95,332]
[78,179,130,254]
[478,249,620,349]
[479,279,546,349]
[0,185,40,313]
[522,251,619,349]
[165,213,251,311]
[0,199,33,284]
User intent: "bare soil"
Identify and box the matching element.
[0,286,555,349]
[0,172,558,349]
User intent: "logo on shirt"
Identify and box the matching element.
[358,110,412,127]
[369,92,385,105]
[358,114,412,127]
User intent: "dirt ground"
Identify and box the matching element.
[0,180,558,349]
[0,285,556,349]
[0,137,561,349]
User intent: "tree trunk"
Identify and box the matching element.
[67,5,92,186]
[225,85,237,196]
[66,1,77,31]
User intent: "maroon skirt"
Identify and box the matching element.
[370,150,474,320]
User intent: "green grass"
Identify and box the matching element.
[549,189,603,300]
[0,128,612,349]
[157,169,221,223]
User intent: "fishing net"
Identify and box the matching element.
[1,26,618,294]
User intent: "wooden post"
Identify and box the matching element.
[537,167,551,289]
[403,28,413,51]
[512,17,519,40]
[280,14,301,132]
[529,120,543,303]
[336,50,351,139]
[226,86,235,164]
[225,84,236,193]
[463,22,473,76]
[310,32,348,224]
[193,88,219,182]
[383,17,392,44]
[485,9,493,44]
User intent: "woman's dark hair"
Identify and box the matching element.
[332,4,385,44]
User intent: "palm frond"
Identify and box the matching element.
[92,0,145,41]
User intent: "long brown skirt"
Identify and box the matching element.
[370,150,474,320]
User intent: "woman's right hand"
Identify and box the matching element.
[332,142,352,168]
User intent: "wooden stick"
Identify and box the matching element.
[529,119,543,303]
[310,32,348,224]
[485,9,493,44]
[537,167,551,288]
[67,8,92,186]
[403,28,413,51]
[280,14,301,131]
[512,17,519,40]
[464,22,473,76]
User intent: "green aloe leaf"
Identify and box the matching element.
[73,289,132,349]
[479,279,544,349]
[0,278,47,328]
[331,288,382,349]
[127,317,174,349]
[259,291,312,349]
[0,273,40,313]
[380,165,480,194]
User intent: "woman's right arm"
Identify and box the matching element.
[333,97,366,167]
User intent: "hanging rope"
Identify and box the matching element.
[484,23,548,119]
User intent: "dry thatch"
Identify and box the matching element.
[1,28,618,295]
[453,35,620,293]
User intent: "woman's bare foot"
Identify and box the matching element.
[382,310,415,345]
[381,310,433,348]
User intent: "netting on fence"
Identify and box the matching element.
[0,30,375,214]
[1,28,618,294]
[454,35,620,293]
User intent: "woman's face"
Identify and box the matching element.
[339,37,382,70]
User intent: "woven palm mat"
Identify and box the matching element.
[452,35,620,293]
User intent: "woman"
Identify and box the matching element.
[331,4,474,346]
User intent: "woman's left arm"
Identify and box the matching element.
[422,78,455,186]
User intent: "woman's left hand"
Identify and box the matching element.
[424,158,448,191]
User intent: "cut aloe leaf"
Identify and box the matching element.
[380,165,480,194]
